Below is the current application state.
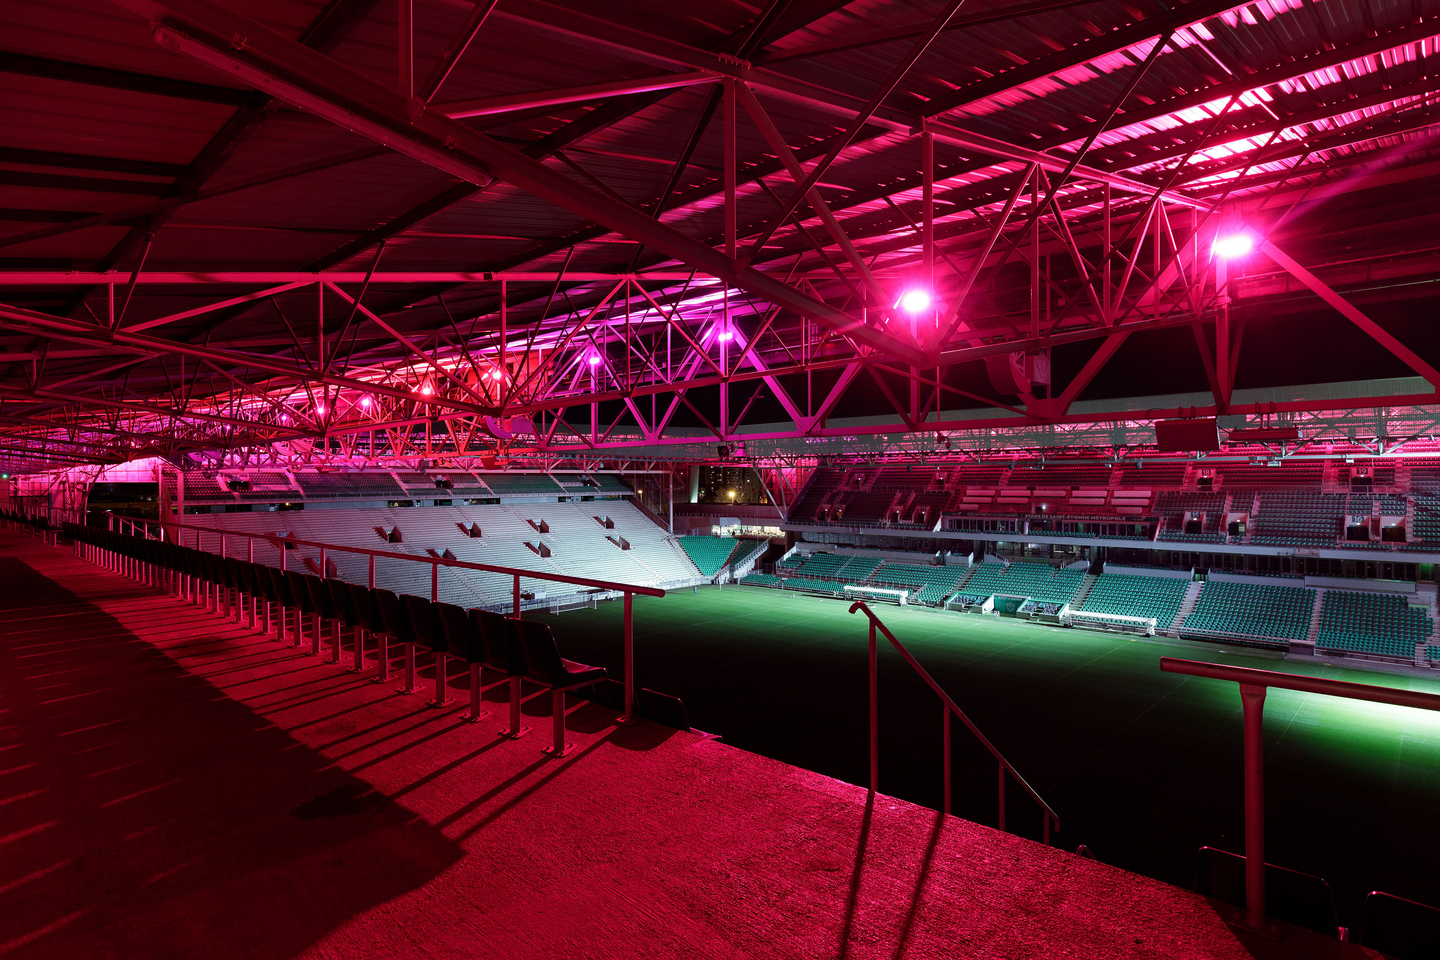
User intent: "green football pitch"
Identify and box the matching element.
[537,584,1440,927]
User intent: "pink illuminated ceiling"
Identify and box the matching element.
[3,0,1440,472]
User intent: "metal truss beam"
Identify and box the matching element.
[125,0,925,367]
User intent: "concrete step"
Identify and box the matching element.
[1170,580,1203,634]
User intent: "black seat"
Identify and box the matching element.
[302,574,337,658]
[327,579,361,670]
[436,603,489,721]
[474,609,527,736]
[402,594,450,706]
[285,570,317,651]
[1361,891,1440,959]
[347,583,385,678]
[513,619,605,757]
[1193,847,1342,939]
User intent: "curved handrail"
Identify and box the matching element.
[849,599,1059,834]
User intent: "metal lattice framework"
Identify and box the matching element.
[4,0,1440,474]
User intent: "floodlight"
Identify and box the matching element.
[897,288,931,313]
[587,353,601,365]
[717,330,734,341]
[419,382,435,396]
[359,395,372,408]
[1212,233,1253,258]
[314,404,326,416]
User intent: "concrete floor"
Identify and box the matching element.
[0,530,1382,959]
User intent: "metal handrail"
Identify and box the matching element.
[104,510,664,722]
[1161,656,1440,930]
[848,600,1059,843]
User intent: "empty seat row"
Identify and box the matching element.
[62,523,606,756]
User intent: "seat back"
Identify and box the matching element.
[472,609,520,674]
[347,583,379,631]
[327,578,358,625]
[268,566,295,605]
[401,594,444,651]
[1361,891,1440,959]
[436,603,478,662]
[1193,846,1340,938]
[286,570,316,613]
[373,589,413,642]
[304,574,335,617]
[513,619,572,686]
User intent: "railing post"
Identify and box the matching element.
[1240,682,1268,928]
[319,546,327,577]
[997,761,1006,833]
[622,591,635,724]
[368,553,375,588]
[868,619,878,796]
[513,574,521,617]
[943,706,952,816]
[431,561,439,602]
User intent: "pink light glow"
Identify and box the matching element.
[359,395,372,408]
[1212,233,1253,258]
[717,330,734,342]
[897,289,931,313]
[587,354,601,365]
[314,404,325,416]
[419,383,435,396]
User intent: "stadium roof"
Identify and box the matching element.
[4,0,1440,471]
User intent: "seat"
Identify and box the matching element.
[513,618,605,756]
[327,579,362,670]
[401,594,449,706]
[474,609,527,737]
[347,583,386,679]
[285,570,316,650]
[373,588,412,683]
[303,574,338,659]
[436,603,488,721]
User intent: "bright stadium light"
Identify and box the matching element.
[314,404,326,416]
[717,330,734,342]
[359,395,372,408]
[1212,233,1254,258]
[897,288,931,313]
[587,353,601,365]
[419,382,435,396]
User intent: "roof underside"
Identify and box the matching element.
[3,0,1440,472]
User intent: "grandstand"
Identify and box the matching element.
[1179,580,1318,647]
[13,0,1440,952]
[1079,573,1190,628]
[1316,590,1433,659]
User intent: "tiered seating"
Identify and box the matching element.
[776,555,805,572]
[949,465,1009,487]
[1316,590,1432,658]
[1412,497,1440,543]
[793,552,849,579]
[481,474,565,497]
[1080,574,1189,626]
[1154,491,1227,542]
[741,572,780,587]
[589,474,633,495]
[294,471,406,500]
[1010,464,1114,487]
[1251,492,1344,546]
[1115,463,1187,486]
[838,555,882,580]
[1409,467,1440,494]
[953,563,1007,603]
[868,562,968,605]
[678,536,739,577]
[194,500,698,610]
[1182,580,1317,645]
[789,468,845,521]
[996,562,1085,605]
[1216,463,1324,486]
[835,491,895,522]
[1348,494,1407,516]
[780,577,844,596]
[182,473,229,501]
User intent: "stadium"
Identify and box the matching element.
[5,0,1440,956]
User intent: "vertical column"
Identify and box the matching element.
[1240,683,1268,927]
[398,0,413,98]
